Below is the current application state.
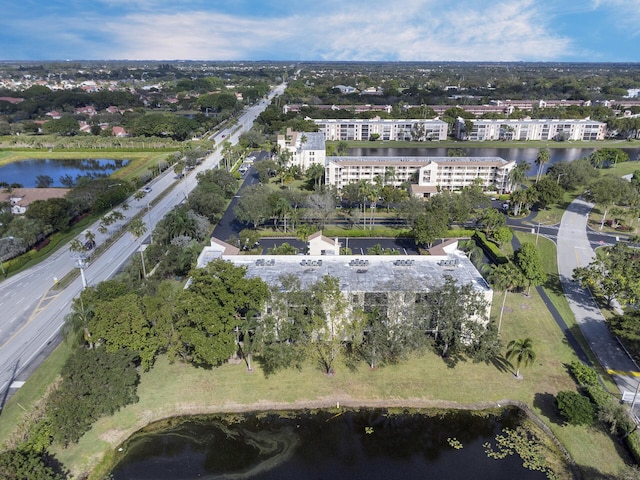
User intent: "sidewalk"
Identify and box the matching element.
[556,197,638,394]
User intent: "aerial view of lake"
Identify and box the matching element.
[109,408,555,480]
[349,146,640,177]
[0,158,129,187]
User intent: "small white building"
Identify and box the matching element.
[307,231,340,256]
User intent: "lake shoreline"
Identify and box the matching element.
[91,397,577,480]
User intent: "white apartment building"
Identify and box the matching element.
[314,118,449,142]
[325,156,516,197]
[276,129,326,171]
[196,243,493,329]
[455,117,606,141]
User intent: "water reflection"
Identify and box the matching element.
[110,408,549,480]
[349,146,640,177]
[0,158,128,187]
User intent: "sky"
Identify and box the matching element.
[1,0,639,62]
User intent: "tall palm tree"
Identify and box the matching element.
[505,337,536,378]
[357,180,373,229]
[84,229,95,248]
[508,162,529,192]
[489,263,524,335]
[128,218,148,278]
[384,166,396,186]
[535,148,550,183]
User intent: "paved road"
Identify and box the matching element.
[0,82,287,401]
[557,197,639,394]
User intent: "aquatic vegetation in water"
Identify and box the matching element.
[447,437,463,449]
[484,426,557,479]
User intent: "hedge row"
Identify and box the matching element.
[472,231,509,264]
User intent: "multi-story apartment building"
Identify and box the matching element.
[454,117,607,141]
[197,240,493,328]
[276,130,515,197]
[276,130,326,171]
[282,104,393,114]
[314,118,449,142]
[325,156,516,197]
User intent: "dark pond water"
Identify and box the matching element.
[349,146,640,177]
[109,408,551,480]
[0,158,129,187]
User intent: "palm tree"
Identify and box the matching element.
[273,197,292,233]
[508,162,529,192]
[367,243,385,255]
[384,166,396,186]
[84,229,96,249]
[489,263,524,335]
[306,163,325,191]
[505,337,536,378]
[535,148,550,183]
[128,218,148,278]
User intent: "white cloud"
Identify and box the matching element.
[99,0,570,61]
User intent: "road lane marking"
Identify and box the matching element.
[607,369,640,377]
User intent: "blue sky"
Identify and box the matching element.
[1,0,638,62]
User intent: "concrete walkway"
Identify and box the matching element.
[556,197,638,395]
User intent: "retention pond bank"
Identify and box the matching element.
[108,407,570,479]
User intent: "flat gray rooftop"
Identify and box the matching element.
[219,252,491,294]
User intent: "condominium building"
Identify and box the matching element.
[314,118,449,142]
[454,117,607,141]
[282,104,393,114]
[325,156,515,197]
[196,240,493,328]
[276,129,326,171]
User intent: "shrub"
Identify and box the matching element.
[556,390,596,426]
[568,360,599,387]
[584,385,611,409]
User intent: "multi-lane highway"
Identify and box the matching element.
[0,82,287,400]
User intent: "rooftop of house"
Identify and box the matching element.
[0,188,70,206]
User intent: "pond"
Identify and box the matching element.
[109,408,556,480]
[0,158,129,187]
[349,146,640,177]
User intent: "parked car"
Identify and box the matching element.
[142,186,152,193]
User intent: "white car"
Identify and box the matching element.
[142,186,152,193]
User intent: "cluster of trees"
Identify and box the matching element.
[262,274,497,375]
[255,63,640,139]
[0,62,285,138]
[0,178,136,261]
[573,243,640,308]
